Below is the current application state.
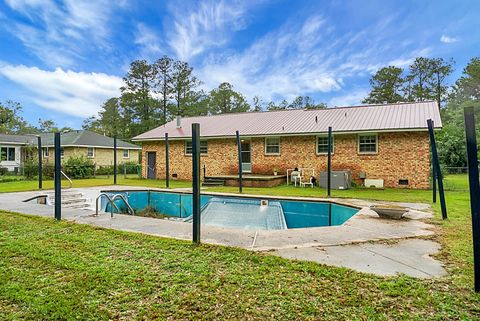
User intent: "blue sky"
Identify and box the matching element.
[0,0,478,129]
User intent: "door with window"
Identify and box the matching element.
[240,140,251,173]
[147,152,156,179]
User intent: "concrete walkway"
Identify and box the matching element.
[0,187,446,278]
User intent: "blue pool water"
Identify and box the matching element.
[102,191,358,230]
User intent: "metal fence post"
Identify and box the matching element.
[192,123,201,244]
[236,130,243,193]
[464,106,480,292]
[54,132,61,220]
[431,120,437,203]
[113,136,117,185]
[327,126,332,196]
[427,119,447,220]
[37,135,42,190]
[165,133,169,188]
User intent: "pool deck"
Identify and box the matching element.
[0,186,446,279]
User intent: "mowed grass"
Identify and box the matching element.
[1,174,480,319]
[0,176,190,193]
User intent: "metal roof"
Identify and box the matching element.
[133,101,442,141]
[0,130,141,149]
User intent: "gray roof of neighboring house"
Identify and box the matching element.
[133,101,443,141]
[0,130,141,149]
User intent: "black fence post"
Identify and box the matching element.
[54,132,61,220]
[464,106,480,292]
[327,126,332,196]
[427,119,447,220]
[236,130,243,193]
[37,135,42,190]
[431,120,437,203]
[165,133,169,188]
[192,123,201,244]
[113,136,117,185]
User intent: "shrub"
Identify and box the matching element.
[0,167,8,176]
[23,158,38,180]
[63,155,94,179]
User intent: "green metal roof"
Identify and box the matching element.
[0,130,140,149]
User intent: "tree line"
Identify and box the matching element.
[362,57,480,168]
[82,56,327,139]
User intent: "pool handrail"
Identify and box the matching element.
[95,193,120,218]
[111,194,135,216]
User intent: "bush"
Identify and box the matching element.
[0,167,8,176]
[23,158,38,180]
[63,155,94,179]
[95,165,113,176]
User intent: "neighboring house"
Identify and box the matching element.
[0,130,141,171]
[133,101,442,189]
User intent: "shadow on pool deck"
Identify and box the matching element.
[0,186,446,279]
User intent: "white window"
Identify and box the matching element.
[123,149,130,158]
[265,137,280,155]
[60,148,64,158]
[87,147,95,158]
[358,134,378,154]
[0,147,15,161]
[185,141,208,155]
[43,147,49,157]
[316,136,334,154]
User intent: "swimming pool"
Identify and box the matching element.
[101,190,359,230]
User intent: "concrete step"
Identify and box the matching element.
[51,198,88,205]
[202,178,225,186]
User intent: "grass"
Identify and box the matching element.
[0,174,480,319]
[0,176,190,193]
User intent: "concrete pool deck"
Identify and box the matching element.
[0,186,446,279]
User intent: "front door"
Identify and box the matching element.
[147,152,156,179]
[240,140,251,173]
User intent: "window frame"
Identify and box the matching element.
[123,149,130,158]
[185,140,208,155]
[60,147,64,158]
[87,147,95,158]
[0,147,16,162]
[316,135,334,155]
[357,133,378,154]
[264,137,281,155]
[43,147,49,157]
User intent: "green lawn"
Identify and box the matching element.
[0,174,479,319]
[0,176,190,193]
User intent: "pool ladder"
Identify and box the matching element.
[95,193,135,218]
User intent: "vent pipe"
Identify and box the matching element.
[176,115,182,128]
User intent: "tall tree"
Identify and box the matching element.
[171,61,201,116]
[153,56,174,124]
[408,57,438,102]
[362,66,405,104]
[208,82,250,114]
[252,96,263,112]
[120,60,157,134]
[451,57,480,100]
[429,58,454,108]
[0,100,35,134]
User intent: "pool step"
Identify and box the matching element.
[44,191,91,209]
[202,177,225,187]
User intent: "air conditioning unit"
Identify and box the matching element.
[319,171,351,190]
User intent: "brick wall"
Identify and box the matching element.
[141,131,431,189]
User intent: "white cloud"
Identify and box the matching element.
[3,0,127,66]
[440,35,458,43]
[329,89,369,107]
[0,64,122,117]
[166,0,249,60]
[134,23,164,60]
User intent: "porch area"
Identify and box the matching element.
[203,174,287,187]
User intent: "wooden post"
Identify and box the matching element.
[236,130,243,193]
[464,106,480,292]
[54,132,61,220]
[427,119,447,220]
[192,123,201,243]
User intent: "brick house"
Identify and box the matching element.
[133,101,442,189]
